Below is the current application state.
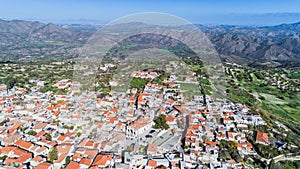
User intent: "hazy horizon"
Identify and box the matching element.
[1,12,300,26]
[1,0,300,25]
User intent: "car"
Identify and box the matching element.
[149,130,156,134]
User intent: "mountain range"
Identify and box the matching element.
[0,19,299,67]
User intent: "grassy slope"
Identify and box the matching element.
[227,66,300,124]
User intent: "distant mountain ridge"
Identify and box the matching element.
[200,22,300,67]
[0,19,299,67]
[0,20,93,61]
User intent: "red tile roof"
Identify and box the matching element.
[148,159,157,167]
[205,140,217,147]
[80,158,92,166]
[256,131,268,144]
[15,140,33,149]
[147,144,158,152]
[92,153,113,167]
[66,161,80,169]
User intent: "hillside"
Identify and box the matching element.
[0,19,299,67]
[201,23,300,67]
[0,20,93,61]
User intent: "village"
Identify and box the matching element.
[0,62,297,169]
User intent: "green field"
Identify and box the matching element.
[226,66,300,125]
[178,82,199,91]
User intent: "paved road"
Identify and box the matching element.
[179,114,189,153]
[257,153,300,168]
[272,154,300,163]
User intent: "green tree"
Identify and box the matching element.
[130,77,148,89]
[0,155,7,161]
[27,130,37,136]
[153,114,169,130]
[65,156,71,166]
[49,148,58,162]
[45,133,52,141]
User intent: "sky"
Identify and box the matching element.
[0,0,300,25]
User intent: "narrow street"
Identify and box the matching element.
[180,114,190,153]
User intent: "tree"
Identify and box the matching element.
[27,130,37,136]
[184,145,190,149]
[45,133,52,141]
[49,148,58,162]
[76,132,82,137]
[0,155,7,161]
[130,77,148,89]
[53,120,60,126]
[153,114,169,130]
[65,156,71,166]
[230,141,238,149]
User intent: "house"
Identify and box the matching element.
[256,131,269,145]
[30,156,45,167]
[35,162,53,169]
[223,117,232,124]
[56,135,68,144]
[1,146,33,167]
[53,79,71,89]
[80,158,93,168]
[36,139,57,149]
[33,122,48,132]
[14,140,34,151]
[165,116,176,125]
[205,140,217,147]
[53,144,74,168]
[91,153,114,168]
[66,161,80,169]
[77,138,99,149]
[238,142,254,155]
[72,148,98,163]
[216,133,226,141]
[147,144,158,156]
[146,159,157,169]
[137,93,151,108]
[236,124,249,132]
[33,145,48,156]
[126,116,154,136]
